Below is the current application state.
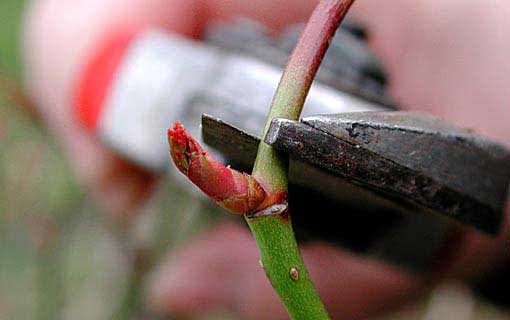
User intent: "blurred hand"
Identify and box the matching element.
[24,0,509,319]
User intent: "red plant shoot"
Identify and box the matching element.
[168,122,266,214]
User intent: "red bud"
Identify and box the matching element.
[168,122,267,214]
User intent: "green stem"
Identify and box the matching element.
[247,216,329,319]
[248,1,355,319]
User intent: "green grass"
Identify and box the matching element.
[0,0,25,79]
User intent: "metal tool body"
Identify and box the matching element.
[267,112,510,234]
[202,113,510,270]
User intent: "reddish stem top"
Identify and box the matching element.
[252,0,355,194]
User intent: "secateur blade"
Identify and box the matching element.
[201,112,510,270]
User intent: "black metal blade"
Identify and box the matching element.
[201,112,510,270]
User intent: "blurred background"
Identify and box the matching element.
[0,1,509,319]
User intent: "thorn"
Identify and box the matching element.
[289,267,299,281]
